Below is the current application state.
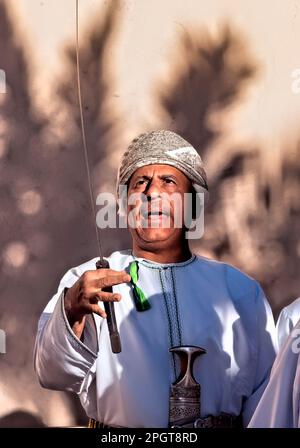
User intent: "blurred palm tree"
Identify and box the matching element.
[54,0,130,257]
[156,25,257,154]
[0,0,124,426]
[0,0,53,427]
[154,24,300,314]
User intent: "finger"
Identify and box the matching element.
[85,269,131,286]
[82,269,128,283]
[89,303,107,319]
[88,269,129,279]
[92,291,122,302]
[81,301,107,318]
[97,273,131,289]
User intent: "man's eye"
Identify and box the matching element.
[164,178,175,184]
[136,180,146,186]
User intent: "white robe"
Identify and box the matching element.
[276,297,300,350]
[248,298,300,428]
[34,250,276,428]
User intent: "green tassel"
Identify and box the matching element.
[129,261,151,312]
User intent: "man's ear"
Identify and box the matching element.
[185,185,206,240]
[191,184,209,219]
[188,183,208,222]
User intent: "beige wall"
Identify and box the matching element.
[11,0,300,141]
[1,0,299,427]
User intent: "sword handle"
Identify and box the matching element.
[96,258,122,354]
[170,345,206,387]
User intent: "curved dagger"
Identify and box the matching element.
[75,0,121,353]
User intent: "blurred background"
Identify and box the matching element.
[0,0,299,427]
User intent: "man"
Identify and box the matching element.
[248,298,300,428]
[34,130,276,428]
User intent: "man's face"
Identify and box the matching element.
[127,164,193,248]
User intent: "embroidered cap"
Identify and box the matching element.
[116,130,208,192]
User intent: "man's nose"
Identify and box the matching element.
[144,179,161,200]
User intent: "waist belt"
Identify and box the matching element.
[171,412,243,428]
[88,413,242,429]
[88,419,124,428]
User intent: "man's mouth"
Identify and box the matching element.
[141,209,169,218]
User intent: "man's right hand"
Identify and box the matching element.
[64,269,131,339]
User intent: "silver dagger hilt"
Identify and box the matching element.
[169,345,206,427]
